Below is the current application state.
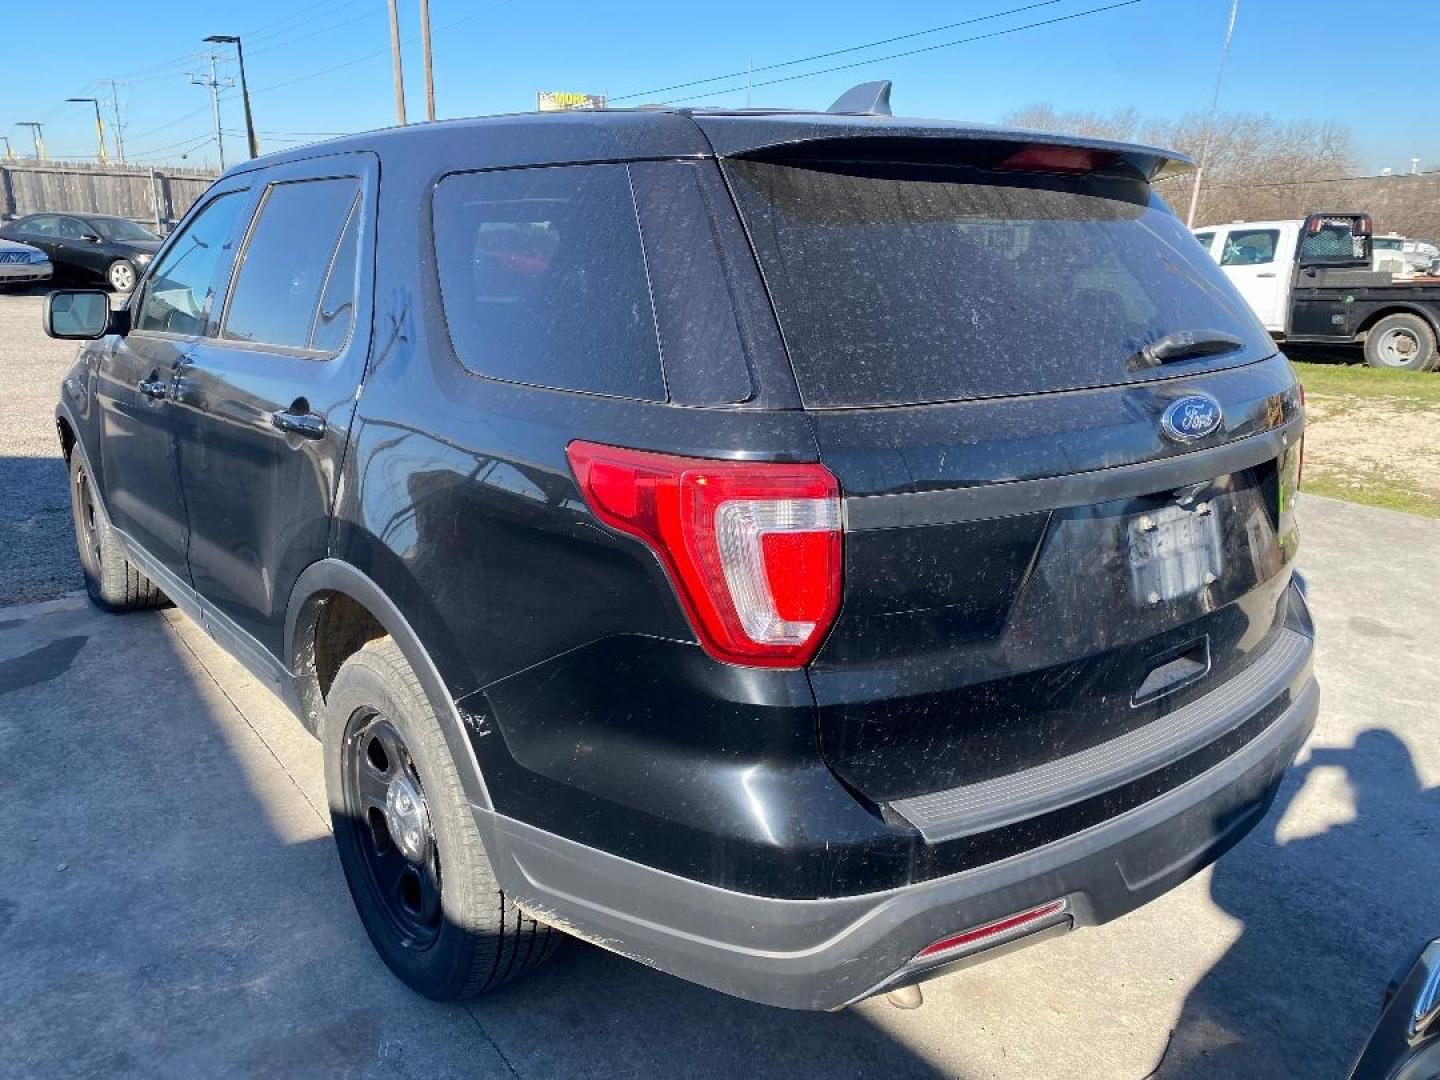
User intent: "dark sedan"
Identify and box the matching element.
[0,212,161,292]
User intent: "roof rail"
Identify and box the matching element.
[826,80,893,116]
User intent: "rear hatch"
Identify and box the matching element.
[721,137,1305,806]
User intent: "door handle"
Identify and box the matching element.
[271,406,326,440]
[138,374,168,400]
[1256,272,1277,278]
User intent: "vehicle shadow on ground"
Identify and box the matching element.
[0,455,82,606]
[1152,728,1440,1077]
[0,599,953,1078]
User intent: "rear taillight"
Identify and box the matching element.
[566,441,842,668]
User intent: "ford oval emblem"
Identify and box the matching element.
[1160,394,1223,442]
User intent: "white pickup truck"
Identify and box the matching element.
[1194,214,1440,371]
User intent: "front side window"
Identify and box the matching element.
[221,177,361,352]
[1220,229,1280,265]
[1192,231,1215,251]
[133,191,247,336]
[432,164,665,400]
[59,217,86,240]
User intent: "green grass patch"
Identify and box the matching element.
[1289,359,1440,409]
[1303,469,1440,518]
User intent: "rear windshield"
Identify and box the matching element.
[725,158,1274,407]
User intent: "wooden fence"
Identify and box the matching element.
[0,160,219,234]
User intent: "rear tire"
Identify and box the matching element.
[1363,313,1438,371]
[68,451,166,612]
[324,637,560,999]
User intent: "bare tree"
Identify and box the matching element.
[1005,104,1141,142]
[999,103,1440,241]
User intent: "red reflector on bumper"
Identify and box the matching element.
[915,899,1068,960]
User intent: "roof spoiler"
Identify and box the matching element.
[827,80,893,116]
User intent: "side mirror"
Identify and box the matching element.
[1297,213,1372,269]
[44,290,115,340]
[81,232,103,243]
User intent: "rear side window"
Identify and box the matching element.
[725,158,1272,407]
[221,177,361,352]
[1220,229,1279,265]
[432,164,665,401]
[1192,231,1215,251]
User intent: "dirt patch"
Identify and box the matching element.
[1302,395,1440,516]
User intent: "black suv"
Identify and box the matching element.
[46,83,1317,1011]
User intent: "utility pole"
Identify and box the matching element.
[1186,0,1239,228]
[419,0,436,122]
[66,98,109,164]
[204,36,260,158]
[99,80,127,164]
[16,122,46,160]
[387,0,408,125]
[0,135,14,161]
[190,54,234,171]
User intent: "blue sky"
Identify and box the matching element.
[2,0,1435,172]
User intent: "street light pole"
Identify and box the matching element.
[204,35,260,159]
[0,136,14,161]
[16,122,46,160]
[66,97,109,164]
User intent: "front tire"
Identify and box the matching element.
[106,259,137,293]
[68,451,166,611]
[324,637,559,999]
[1363,313,1438,371]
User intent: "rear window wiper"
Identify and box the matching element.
[1128,330,1246,371]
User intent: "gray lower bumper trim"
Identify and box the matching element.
[476,677,1317,1010]
[890,628,1311,842]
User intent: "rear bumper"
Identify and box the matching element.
[479,673,1317,1010]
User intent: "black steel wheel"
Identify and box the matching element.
[71,457,104,583]
[67,450,165,611]
[340,711,444,951]
[324,637,559,999]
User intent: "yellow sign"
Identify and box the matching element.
[537,91,607,112]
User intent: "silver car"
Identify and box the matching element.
[0,236,53,286]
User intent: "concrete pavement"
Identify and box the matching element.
[0,289,83,605]
[0,495,1436,1078]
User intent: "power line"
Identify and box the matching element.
[243,0,519,99]
[611,0,1067,103]
[114,6,439,149]
[242,0,371,47]
[1184,167,1440,191]
[654,0,1145,105]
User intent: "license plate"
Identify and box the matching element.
[1127,502,1225,605]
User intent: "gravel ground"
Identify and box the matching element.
[0,287,85,605]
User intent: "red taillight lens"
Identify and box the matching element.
[914,899,1069,961]
[567,441,843,668]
